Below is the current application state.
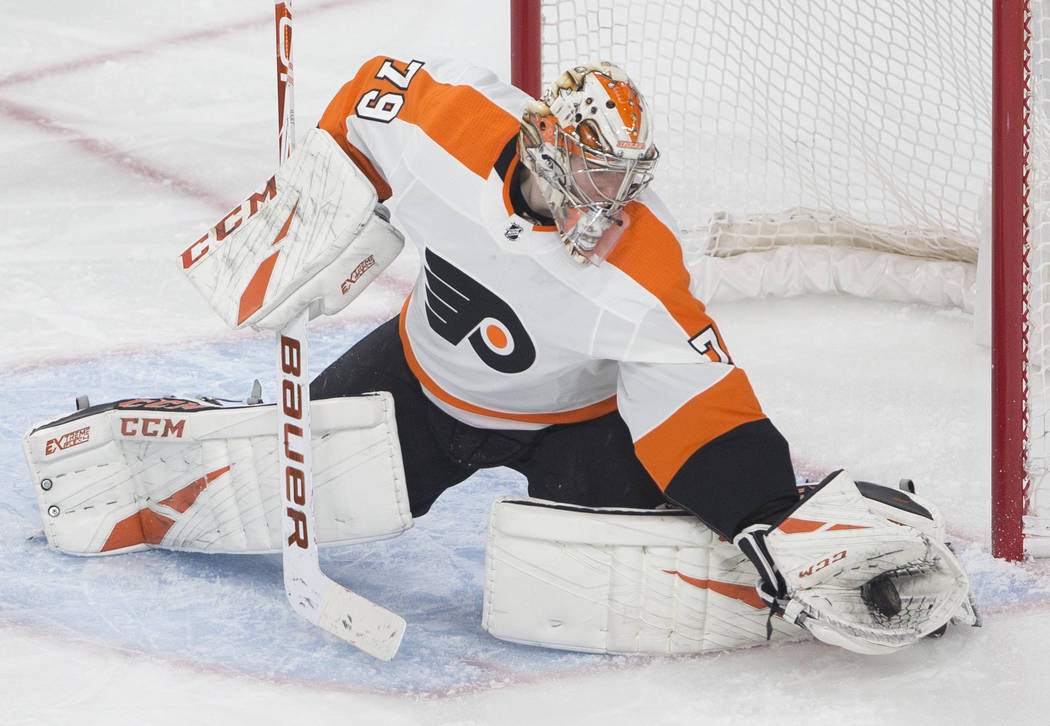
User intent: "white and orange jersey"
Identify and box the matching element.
[318,56,768,491]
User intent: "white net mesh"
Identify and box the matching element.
[537,0,991,308]
[534,1,1050,549]
[1024,1,1050,545]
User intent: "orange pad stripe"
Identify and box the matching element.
[100,466,233,551]
[664,569,767,610]
[237,250,281,325]
[158,466,231,514]
[777,517,871,534]
[101,509,176,552]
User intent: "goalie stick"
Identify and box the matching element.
[272,1,405,660]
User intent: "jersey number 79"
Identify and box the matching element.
[355,59,425,123]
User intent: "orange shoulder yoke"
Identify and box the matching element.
[318,57,521,198]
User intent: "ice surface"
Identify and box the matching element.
[2,2,1050,724]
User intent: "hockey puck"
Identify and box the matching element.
[861,574,903,617]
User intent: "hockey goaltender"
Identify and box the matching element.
[23,56,978,659]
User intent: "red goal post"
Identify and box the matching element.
[510,0,1039,561]
[992,0,1027,563]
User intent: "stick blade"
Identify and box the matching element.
[298,581,405,661]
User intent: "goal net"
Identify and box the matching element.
[510,0,1047,559]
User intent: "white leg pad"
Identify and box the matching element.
[23,393,411,555]
[482,498,806,655]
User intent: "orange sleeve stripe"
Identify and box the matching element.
[605,203,719,338]
[398,297,617,425]
[395,69,521,179]
[319,57,520,188]
[317,58,396,200]
[634,367,768,489]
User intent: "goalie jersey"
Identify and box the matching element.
[318,56,793,534]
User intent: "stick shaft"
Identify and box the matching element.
[271,2,405,659]
[275,1,295,161]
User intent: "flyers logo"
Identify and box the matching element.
[423,249,536,374]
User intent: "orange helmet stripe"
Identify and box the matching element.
[593,71,644,143]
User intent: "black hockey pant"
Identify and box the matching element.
[310,317,666,518]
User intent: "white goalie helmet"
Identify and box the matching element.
[519,62,659,263]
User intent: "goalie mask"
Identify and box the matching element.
[519,62,659,264]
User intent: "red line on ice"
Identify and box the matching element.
[0,0,363,210]
[0,0,361,90]
[0,97,230,210]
